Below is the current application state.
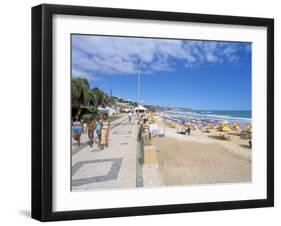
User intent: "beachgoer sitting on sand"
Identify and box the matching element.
[177,126,187,135]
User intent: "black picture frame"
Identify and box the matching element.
[32,4,274,222]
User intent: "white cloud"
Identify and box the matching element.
[72,68,101,81]
[72,35,251,77]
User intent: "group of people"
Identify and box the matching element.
[138,114,151,140]
[72,112,110,150]
[179,120,191,135]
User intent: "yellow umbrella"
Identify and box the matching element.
[216,124,224,130]
[232,123,241,130]
[221,126,231,132]
[246,123,252,129]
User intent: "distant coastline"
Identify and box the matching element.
[163,110,251,120]
[143,104,251,122]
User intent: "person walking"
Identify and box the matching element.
[128,111,132,124]
[95,114,102,146]
[187,126,191,136]
[249,140,252,148]
[100,113,110,149]
[86,116,96,147]
[72,115,83,146]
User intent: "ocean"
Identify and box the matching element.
[162,110,251,123]
[192,110,251,121]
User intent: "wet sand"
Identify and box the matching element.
[151,136,251,186]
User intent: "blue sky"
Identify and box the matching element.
[72,35,251,110]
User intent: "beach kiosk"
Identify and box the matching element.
[134,105,148,113]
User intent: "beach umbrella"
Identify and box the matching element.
[216,123,224,129]
[221,126,231,132]
[232,123,241,130]
[246,123,252,130]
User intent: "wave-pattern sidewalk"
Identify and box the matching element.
[71,116,139,191]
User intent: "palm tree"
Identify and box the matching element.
[90,87,105,107]
[72,78,117,117]
[91,88,116,108]
[103,95,114,107]
[72,77,90,109]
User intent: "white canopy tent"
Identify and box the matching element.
[134,105,148,113]
[98,106,117,116]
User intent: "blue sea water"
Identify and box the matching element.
[163,109,251,123]
[193,110,251,120]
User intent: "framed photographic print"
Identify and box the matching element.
[32,4,274,221]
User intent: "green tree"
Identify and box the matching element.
[72,77,117,116]
[90,87,106,107]
[103,95,114,107]
[72,77,90,109]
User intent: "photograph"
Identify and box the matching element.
[71,34,252,191]
[30,3,274,221]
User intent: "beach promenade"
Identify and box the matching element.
[71,113,252,191]
[71,115,140,190]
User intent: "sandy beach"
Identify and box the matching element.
[151,116,252,186]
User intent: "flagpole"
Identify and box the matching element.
[137,61,141,118]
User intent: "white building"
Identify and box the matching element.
[98,106,117,116]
